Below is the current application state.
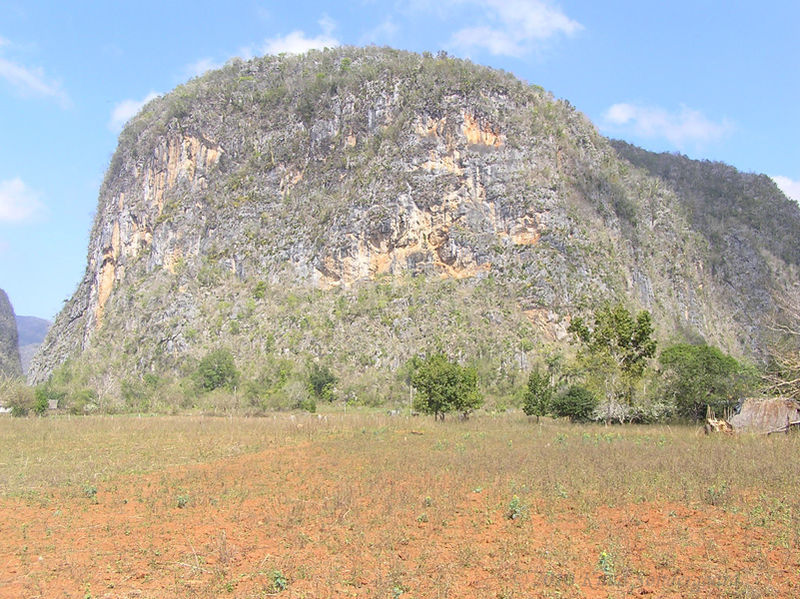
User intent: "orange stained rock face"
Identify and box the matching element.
[462,111,504,147]
[419,149,463,175]
[91,134,221,329]
[414,115,448,138]
[94,258,116,326]
[142,135,221,215]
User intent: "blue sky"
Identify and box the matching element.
[1,1,798,319]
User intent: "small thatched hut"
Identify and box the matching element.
[729,397,800,433]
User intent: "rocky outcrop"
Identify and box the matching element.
[0,290,22,378]
[28,47,800,391]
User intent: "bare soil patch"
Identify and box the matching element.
[0,414,798,598]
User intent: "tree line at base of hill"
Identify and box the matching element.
[8,300,798,421]
[409,302,759,423]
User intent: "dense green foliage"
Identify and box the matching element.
[307,363,337,402]
[568,303,656,418]
[568,303,656,380]
[411,354,483,420]
[522,369,552,420]
[120,374,160,413]
[196,349,240,392]
[659,343,756,419]
[550,385,598,422]
[4,381,34,417]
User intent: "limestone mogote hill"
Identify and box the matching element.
[29,47,800,400]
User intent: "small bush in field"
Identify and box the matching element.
[522,368,551,421]
[269,570,288,592]
[6,382,35,417]
[551,385,598,422]
[506,494,527,520]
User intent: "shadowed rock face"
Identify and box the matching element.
[0,289,22,378]
[27,47,800,391]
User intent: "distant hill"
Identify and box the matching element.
[0,289,21,378]
[28,47,800,405]
[15,315,51,375]
[16,315,51,347]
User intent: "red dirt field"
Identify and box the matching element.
[1,417,798,598]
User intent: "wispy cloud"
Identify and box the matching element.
[0,178,44,223]
[772,176,800,204]
[359,18,400,45]
[108,92,160,133]
[185,58,223,79]
[602,103,733,148]
[244,16,340,57]
[0,38,69,107]
[447,0,583,57]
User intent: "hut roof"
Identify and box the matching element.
[729,397,800,433]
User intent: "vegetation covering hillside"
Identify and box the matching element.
[611,140,800,353]
[24,47,797,415]
[0,289,21,378]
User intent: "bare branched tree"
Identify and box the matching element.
[764,290,800,399]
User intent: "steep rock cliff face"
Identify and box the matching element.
[29,48,795,392]
[0,289,22,378]
[611,140,800,353]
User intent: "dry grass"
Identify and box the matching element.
[0,412,799,598]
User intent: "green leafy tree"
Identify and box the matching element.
[522,368,552,421]
[659,343,756,420]
[550,385,598,422]
[568,303,656,413]
[411,354,483,420]
[569,303,656,379]
[196,349,240,392]
[33,386,59,415]
[307,362,337,402]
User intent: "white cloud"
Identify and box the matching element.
[0,178,44,223]
[602,103,733,148]
[359,18,400,45]
[0,55,69,107]
[450,26,524,56]
[251,16,340,56]
[185,58,222,78]
[108,91,160,133]
[772,176,800,203]
[447,0,583,57]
